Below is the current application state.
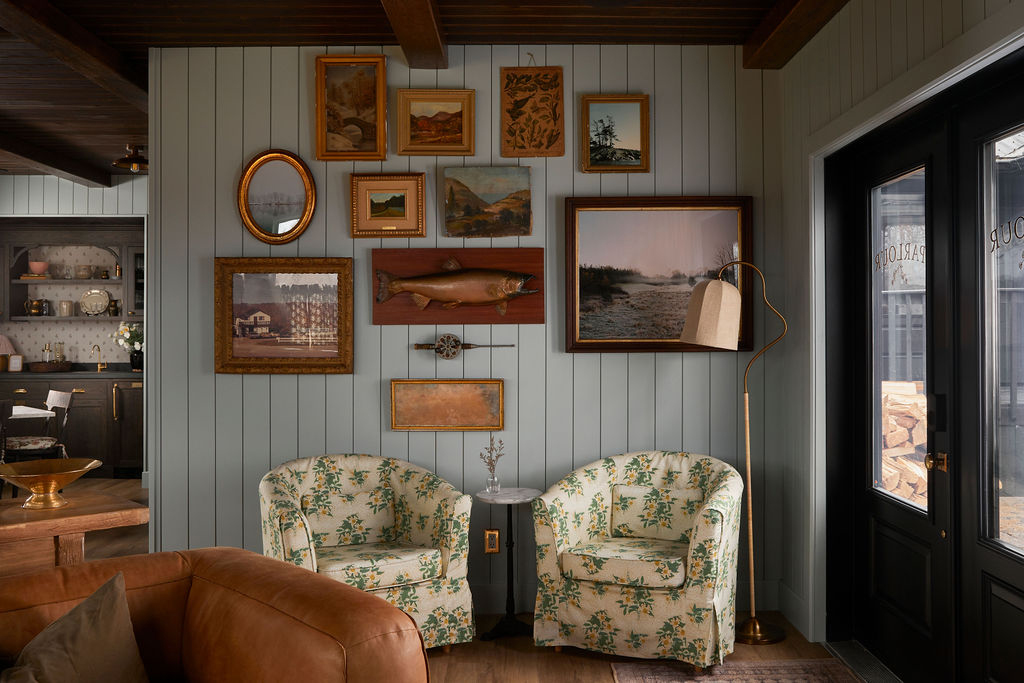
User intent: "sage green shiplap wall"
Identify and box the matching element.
[148,43,776,614]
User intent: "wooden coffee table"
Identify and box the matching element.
[0,492,148,577]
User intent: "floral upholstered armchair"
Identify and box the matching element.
[259,454,474,649]
[532,451,743,666]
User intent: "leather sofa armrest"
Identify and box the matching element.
[181,547,428,683]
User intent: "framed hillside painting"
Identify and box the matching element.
[580,94,649,173]
[443,166,531,238]
[214,257,353,373]
[315,54,387,161]
[350,172,425,238]
[565,196,753,353]
[396,89,474,155]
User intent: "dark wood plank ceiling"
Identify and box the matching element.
[0,0,844,183]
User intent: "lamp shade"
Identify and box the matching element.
[680,278,741,350]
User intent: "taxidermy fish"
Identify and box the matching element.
[376,256,538,315]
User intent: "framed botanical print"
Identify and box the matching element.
[580,94,650,173]
[396,89,475,155]
[500,66,564,157]
[565,196,753,352]
[315,54,387,161]
[350,172,425,238]
[214,257,353,373]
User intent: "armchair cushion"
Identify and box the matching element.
[610,484,703,542]
[561,537,689,588]
[5,436,58,451]
[317,542,442,590]
[303,486,395,547]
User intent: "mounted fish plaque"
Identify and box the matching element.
[372,248,544,325]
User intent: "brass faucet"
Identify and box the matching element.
[91,344,107,372]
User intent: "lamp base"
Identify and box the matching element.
[735,616,785,645]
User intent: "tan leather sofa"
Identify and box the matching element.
[0,547,429,682]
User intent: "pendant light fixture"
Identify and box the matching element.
[112,144,148,173]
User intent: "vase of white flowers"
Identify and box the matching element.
[112,322,144,371]
[480,434,504,493]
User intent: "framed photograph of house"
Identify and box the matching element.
[443,166,531,238]
[350,172,425,238]
[315,54,387,161]
[396,89,475,156]
[580,94,649,173]
[214,257,353,373]
[390,379,504,431]
[565,196,753,353]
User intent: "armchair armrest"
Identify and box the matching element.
[258,472,317,572]
[390,469,472,578]
[684,467,743,605]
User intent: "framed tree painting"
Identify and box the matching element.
[396,89,475,156]
[315,54,387,161]
[214,257,353,373]
[580,94,650,173]
[500,66,564,157]
[565,196,753,352]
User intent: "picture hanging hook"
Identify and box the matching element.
[526,52,537,66]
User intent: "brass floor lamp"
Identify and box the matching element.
[680,259,788,645]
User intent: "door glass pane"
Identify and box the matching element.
[985,128,1024,553]
[872,168,928,509]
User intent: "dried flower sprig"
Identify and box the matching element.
[480,434,504,476]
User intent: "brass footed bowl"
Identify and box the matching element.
[0,458,102,509]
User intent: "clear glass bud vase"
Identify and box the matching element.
[486,474,500,493]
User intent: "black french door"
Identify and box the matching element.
[827,46,1024,682]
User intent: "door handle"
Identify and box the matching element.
[12,389,27,394]
[72,388,85,394]
[112,383,119,422]
[925,451,948,473]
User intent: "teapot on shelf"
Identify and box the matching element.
[24,298,49,316]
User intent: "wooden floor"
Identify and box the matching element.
[428,612,830,682]
[68,479,834,681]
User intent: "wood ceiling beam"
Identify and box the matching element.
[743,0,849,69]
[379,0,447,69]
[0,132,110,188]
[0,0,147,112]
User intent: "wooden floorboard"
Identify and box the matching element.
[58,481,833,681]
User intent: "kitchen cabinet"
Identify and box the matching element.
[0,374,143,478]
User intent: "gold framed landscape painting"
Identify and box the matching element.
[580,94,650,173]
[350,172,425,238]
[214,257,353,374]
[397,89,475,155]
[390,379,504,431]
[315,54,387,160]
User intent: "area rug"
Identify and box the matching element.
[611,658,860,682]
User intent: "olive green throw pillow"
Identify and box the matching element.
[1,572,148,683]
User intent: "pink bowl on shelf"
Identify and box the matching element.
[28,261,48,275]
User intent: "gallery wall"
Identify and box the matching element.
[148,43,778,614]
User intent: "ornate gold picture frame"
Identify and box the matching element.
[237,149,316,245]
[350,172,425,238]
[396,89,475,156]
[215,257,353,374]
[315,54,387,161]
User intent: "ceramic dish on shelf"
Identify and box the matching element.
[79,289,110,316]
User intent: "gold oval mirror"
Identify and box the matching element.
[238,149,316,244]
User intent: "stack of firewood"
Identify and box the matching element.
[880,380,928,507]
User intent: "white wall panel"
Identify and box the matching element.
[149,40,769,615]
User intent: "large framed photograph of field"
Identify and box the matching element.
[396,89,474,156]
[214,258,353,373]
[565,196,752,352]
[315,54,387,161]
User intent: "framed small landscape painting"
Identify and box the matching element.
[350,172,425,238]
[397,89,474,155]
[315,54,387,161]
[565,196,753,353]
[443,166,531,238]
[580,94,649,173]
[214,257,353,373]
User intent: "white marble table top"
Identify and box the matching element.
[475,487,542,505]
[10,406,55,420]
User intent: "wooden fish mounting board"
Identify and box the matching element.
[372,247,545,325]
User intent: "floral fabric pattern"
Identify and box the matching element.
[611,484,703,543]
[259,454,475,648]
[561,537,689,588]
[5,436,58,450]
[532,451,743,666]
